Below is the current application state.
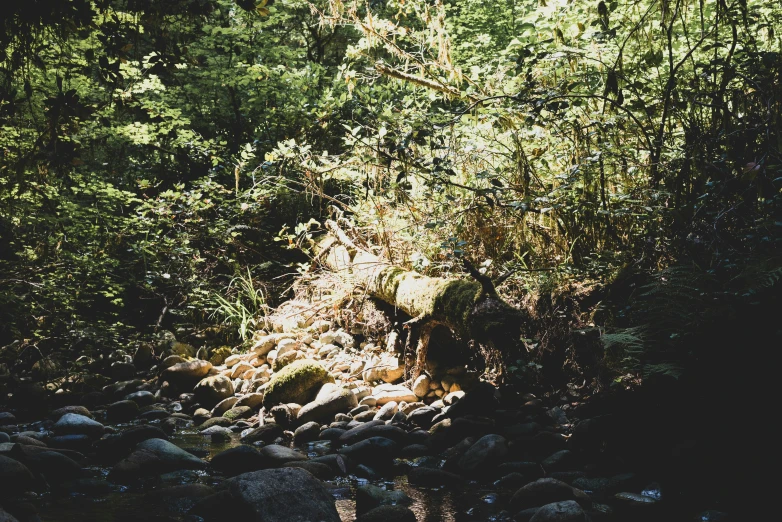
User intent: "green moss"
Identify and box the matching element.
[262,359,334,408]
[433,279,483,332]
[209,346,232,365]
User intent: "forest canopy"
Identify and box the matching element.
[1,0,780,383]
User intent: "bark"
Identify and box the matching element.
[318,220,525,379]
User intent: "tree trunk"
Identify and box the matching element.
[318,220,525,380]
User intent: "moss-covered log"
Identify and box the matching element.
[320,221,525,379]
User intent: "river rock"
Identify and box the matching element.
[338,436,398,467]
[111,438,205,480]
[107,400,140,422]
[280,460,334,480]
[511,478,592,511]
[408,467,464,487]
[250,333,296,356]
[297,383,358,424]
[262,359,334,408]
[211,445,265,476]
[413,374,431,398]
[374,401,398,421]
[240,423,284,444]
[529,500,588,522]
[293,421,321,443]
[216,467,340,521]
[372,384,417,405]
[53,413,105,438]
[22,450,83,485]
[125,390,156,407]
[458,434,508,473]
[355,505,417,522]
[49,406,92,421]
[259,444,307,467]
[162,360,212,388]
[0,455,37,494]
[194,375,234,408]
[235,392,264,410]
[356,484,412,514]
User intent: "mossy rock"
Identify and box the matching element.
[209,346,233,365]
[262,360,334,409]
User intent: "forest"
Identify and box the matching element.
[0,0,778,521]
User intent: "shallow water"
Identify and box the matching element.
[31,429,498,522]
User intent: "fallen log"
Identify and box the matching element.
[319,220,525,380]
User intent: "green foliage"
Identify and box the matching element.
[210,268,268,340]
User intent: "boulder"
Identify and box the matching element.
[240,423,284,444]
[193,375,234,408]
[412,374,431,398]
[49,406,92,422]
[262,359,334,408]
[259,444,307,467]
[293,421,321,443]
[106,400,140,422]
[219,468,340,522]
[162,360,212,388]
[458,434,508,473]
[372,384,417,405]
[53,413,105,438]
[355,505,417,522]
[110,438,205,480]
[356,484,412,514]
[297,384,358,424]
[210,446,266,476]
[511,478,592,512]
[407,467,463,487]
[0,455,37,494]
[338,437,398,468]
[529,500,589,522]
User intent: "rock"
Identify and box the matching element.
[293,421,321,443]
[217,468,340,521]
[281,460,334,480]
[250,333,296,356]
[0,433,10,444]
[318,428,347,442]
[372,384,417,405]
[125,390,156,407]
[320,329,354,349]
[297,384,358,424]
[107,400,140,422]
[399,444,429,458]
[0,508,20,522]
[235,392,264,410]
[413,374,431,398]
[495,472,530,490]
[21,450,83,485]
[356,484,412,514]
[338,437,398,468]
[354,410,377,422]
[407,406,440,429]
[0,455,37,494]
[407,467,463,487]
[149,483,216,513]
[111,438,205,480]
[133,343,154,367]
[259,444,307,467]
[199,416,233,430]
[110,361,136,380]
[458,434,508,473]
[374,401,398,421]
[363,354,404,383]
[0,412,17,426]
[542,450,577,472]
[529,501,588,522]
[223,405,252,421]
[231,361,255,378]
[443,391,465,406]
[193,375,234,408]
[442,381,498,419]
[262,359,334,408]
[162,360,212,387]
[240,423,284,444]
[511,478,592,511]
[53,413,105,438]
[49,406,92,422]
[211,446,266,476]
[355,505,417,522]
